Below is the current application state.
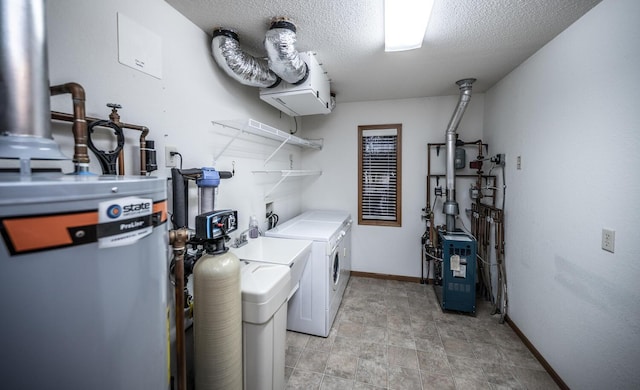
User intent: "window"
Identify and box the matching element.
[358,124,402,226]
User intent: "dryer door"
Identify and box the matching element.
[331,249,340,291]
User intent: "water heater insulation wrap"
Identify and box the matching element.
[194,250,243,389]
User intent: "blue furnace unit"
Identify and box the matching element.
[436,232,477,314]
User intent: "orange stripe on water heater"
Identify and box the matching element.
[153,200,168,223]
[2,212,98,252]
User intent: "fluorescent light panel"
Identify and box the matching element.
[385,0,435,52]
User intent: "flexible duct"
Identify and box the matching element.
[265,18,309,85]
[0,0,66,163]
[444,78,476,232]
[211,29,280,88]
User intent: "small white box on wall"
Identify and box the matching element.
[117,13,162,79]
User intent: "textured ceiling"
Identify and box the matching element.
[165,0,601,102]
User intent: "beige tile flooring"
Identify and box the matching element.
[284,276,558,390]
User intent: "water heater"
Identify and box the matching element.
[0,173,169,389]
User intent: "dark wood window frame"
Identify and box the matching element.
[358,124,402,227]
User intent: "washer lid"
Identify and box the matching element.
[266,219,341,241]
[297,209,351,223]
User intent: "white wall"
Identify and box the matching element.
[302,95,485,277]
[41,0,308,231]
[483,0,640,388]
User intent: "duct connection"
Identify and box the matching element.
[211,18,309,89]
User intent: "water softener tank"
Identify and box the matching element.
[194,249,243,389]
[0,173,169,389]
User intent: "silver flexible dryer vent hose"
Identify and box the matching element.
[211,18,308,89]
[265,18,309,85]
[444,78,476,232]
[211,28,280,88]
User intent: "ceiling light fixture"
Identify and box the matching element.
[384,0,435,52]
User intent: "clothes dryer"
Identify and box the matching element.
[265,209,352,337]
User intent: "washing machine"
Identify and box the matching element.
[265,210,352,337]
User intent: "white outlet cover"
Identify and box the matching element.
[117,13,162,79]
[602,228,615,253]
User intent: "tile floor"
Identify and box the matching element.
[284,276,558,389]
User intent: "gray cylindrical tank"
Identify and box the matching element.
[0,174,169,390]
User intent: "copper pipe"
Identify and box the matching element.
[139,127,149,176]
[51,111,149,175]
[169,228,190,390]
[50,83,90,172]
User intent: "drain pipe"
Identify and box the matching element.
[211,28,280,88]
[50,83,91,174]
[0,0,67,169]
[265,18,309,84]
[444,78,476,232]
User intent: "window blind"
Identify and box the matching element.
[360,128,398,221]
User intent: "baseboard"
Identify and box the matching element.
[505,315,570,390]
[350,271,421,284]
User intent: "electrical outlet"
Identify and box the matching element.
[165,145,177,167]
[517,156,522,170]
[602,228,615,253]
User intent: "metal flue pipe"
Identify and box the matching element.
[444,78,476,232]
[0,0,67,165]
